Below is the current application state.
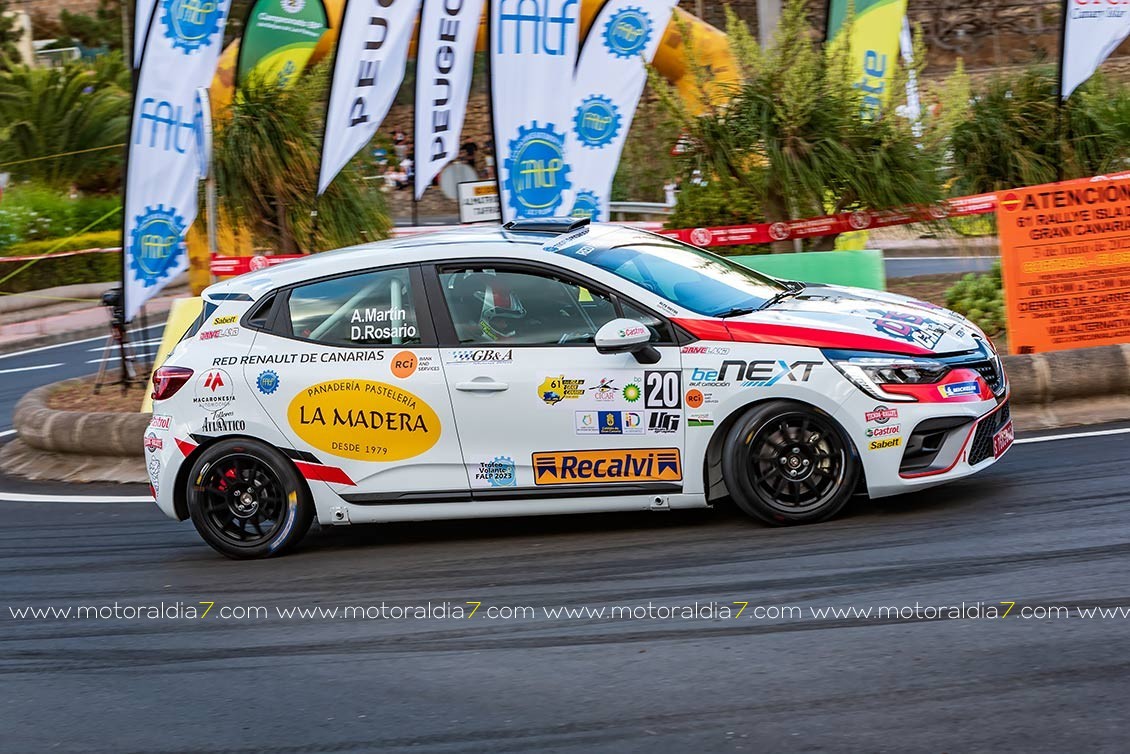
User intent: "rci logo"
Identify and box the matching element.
[532,448,682,485]
[505,122,572,217]
[573,95,621,148]
[496,0,579,56]
[602,6,652,58]
[391,351,418,379]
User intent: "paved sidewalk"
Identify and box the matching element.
[0,289,189,355]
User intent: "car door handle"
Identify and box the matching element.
[456,380,509,392]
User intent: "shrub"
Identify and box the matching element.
[945,263,1005,336]
[0,186,120,248]
[0,230,121,294]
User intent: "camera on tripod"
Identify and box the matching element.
[101,287,125,327]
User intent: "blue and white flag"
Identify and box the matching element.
[123,0,231,321]
[318,0,422,195]
[415,0,486,199]
[134,0,159,67]
[490,0,581,222]
[565,0,677,222]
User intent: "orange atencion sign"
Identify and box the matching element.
[998,175,1130,354]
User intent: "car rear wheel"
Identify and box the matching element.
[722,401,858,525]
[186,438,313,559]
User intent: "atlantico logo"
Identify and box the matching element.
[532,448,682,485]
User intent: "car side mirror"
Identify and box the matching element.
[594,319,661,364]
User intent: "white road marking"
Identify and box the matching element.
[0,492,153,503]
[0,324,164,361]
[886,255,998,261]
[1014,427,1130,445]
[0,429,16,438]
[0,362,63,375]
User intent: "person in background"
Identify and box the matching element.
[482,140,496,180]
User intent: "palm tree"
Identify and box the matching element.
[658,1,968,251]
[212,64,390,254]
[0,56,129,189]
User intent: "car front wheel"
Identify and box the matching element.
[186,438,314,559]
[722,401,859,525]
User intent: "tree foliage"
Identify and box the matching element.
[0,56,129,189]
[655,0,969,251]
[213,65,391,254]
[950,67,1130,195]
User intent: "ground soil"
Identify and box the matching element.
[47,381,147,413]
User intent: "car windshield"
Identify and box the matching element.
[557,237,787,316]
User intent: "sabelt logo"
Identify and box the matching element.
[532,449,682,485]
[212,315,238,325]
[868,437,903,451]
[287,380,440,462]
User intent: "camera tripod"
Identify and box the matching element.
[93,289,151,395]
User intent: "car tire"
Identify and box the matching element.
[186,438,314,559]
[721,400,859,525]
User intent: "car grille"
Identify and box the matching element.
[968,400,1010,466]
[940,340,1005,396]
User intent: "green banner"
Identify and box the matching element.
[237,0,329,88]
[826,0,907,118]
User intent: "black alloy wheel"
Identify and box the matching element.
[186,438,313,559]
[722,401,859,525]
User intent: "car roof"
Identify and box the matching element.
[203,221,662,301]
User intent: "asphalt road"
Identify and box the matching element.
[0,323,164,432]
[884,255,998,278]
[2,425,1130,752]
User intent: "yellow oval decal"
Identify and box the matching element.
[287,380,440,462]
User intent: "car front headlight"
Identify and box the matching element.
[823,349,950,402]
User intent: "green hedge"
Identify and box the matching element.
[0,230,121,294]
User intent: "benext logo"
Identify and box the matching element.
[691,360,821,387]
[533,449,682,485]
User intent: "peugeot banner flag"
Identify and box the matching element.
[415,0,486,199]
[1061,4,1130,99]
[123,0,231,322]
[490,0,582,222]
[318,0,422,195]
[566,0,678,222]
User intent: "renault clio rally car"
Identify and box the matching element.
[147,219,1012,558]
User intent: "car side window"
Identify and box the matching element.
[285,267,422,347]
[439,267,619,346]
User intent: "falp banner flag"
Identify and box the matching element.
[134,0,159,66]
[415,0,486,199]
[490,0,582,222]
[566,0,678,222]
[237,0,329,88]
[123,0,231,322]
[318,0,421,195]
[1061,5,1130,99]
[826,0,908,118]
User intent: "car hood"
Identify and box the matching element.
[722,283,983,355]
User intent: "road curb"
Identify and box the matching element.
[12,379,150,457]
[1003,345,1130,430]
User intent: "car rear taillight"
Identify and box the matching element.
[152,366,194,401]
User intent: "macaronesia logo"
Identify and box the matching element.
[532,448,681,485]
[287,379,440,461]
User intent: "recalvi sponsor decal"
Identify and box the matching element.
[532,448,682,485]
[287,380,440,461]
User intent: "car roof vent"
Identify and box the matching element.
[502,217,591,234]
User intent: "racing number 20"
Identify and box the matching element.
[645,371,681,409]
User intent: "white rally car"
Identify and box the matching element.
[147,219,1012,558]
